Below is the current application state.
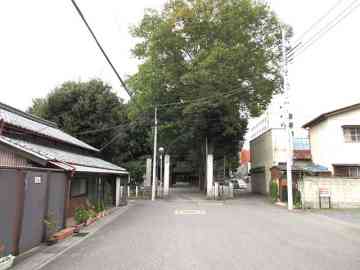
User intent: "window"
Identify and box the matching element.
[343,126,360,143]
[334,166,360,177]
[348,167,360,177]
[71,179,87,197]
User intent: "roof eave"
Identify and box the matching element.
[0,138,48,166]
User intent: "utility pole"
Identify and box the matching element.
[151,107,158,201]
[282,27,294,210]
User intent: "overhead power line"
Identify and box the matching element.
[155,87,245,109]
[70,0,132,98]
[289,0,360,62]
[289,0,345,54]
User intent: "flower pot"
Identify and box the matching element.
[0,255,15,270]
[86,218,96,226]
[96,213,102,219]
[73,224,83,234]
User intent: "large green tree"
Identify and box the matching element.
[128,0,289,177]
[29,80,151,180]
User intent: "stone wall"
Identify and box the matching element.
[300,176,360,208]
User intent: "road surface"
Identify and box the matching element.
[40,188,360,270]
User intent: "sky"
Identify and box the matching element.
[0,0,359,127]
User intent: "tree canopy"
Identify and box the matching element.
[128,0,289,170]
[28,80,151,181]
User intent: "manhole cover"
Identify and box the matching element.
[174,209,206,215]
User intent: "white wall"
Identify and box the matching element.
[271,128,288,164]
[250,130,273,194]
[301,176,360,208]
[309,108,360,173]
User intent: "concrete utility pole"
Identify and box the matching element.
[282,27,294,210]
[151,107,158,201]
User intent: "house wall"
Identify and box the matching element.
[300,176,360,208]
[0,170,18,255]
[250,130,273,194]
[47,172,66,233]
[271,128,288,164]
[309,108,360,174]
[0,168,67,255]
[0,148,29,167]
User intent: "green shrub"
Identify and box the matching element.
[270,181,278,202]
[74,208,90,224]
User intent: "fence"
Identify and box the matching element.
[300,176,360,208]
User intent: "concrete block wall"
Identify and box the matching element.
[300,176,360,208]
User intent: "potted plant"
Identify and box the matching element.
[43,215,58,246]
[75,208,89,227]
[86,209,97,225]
[0,242,15,270]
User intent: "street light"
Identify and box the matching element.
[158,147,165,197]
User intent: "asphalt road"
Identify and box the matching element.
[41,189,360,270]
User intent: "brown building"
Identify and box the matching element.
[0,102,128,256]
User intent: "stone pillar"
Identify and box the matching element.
[115,177,121,206]
[206,154,214,198]
[164,154,170,197]
[229,182,234,198]
[135,186,139,198]
[120,186,124,200]
[214,182,219,200]
[145,158,152,187]
[127,186,130,198]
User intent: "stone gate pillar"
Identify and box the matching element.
[206,154,214,198]
[115,177,121,206]
[164,155,170,197]
[145,158,152,187]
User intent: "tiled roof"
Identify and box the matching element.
[0,102,98,152]
[0,135,126,172]
[303,102,360,128]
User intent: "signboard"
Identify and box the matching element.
[319,184,331,209]
[34,176,42,184]
[319,186,330,197]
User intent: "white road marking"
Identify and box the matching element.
[174,209,206,215]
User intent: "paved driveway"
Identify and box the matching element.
[40,189,360,270]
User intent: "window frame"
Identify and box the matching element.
[70,178,88,198]
[334,165,360,178]
[343,126,360,143]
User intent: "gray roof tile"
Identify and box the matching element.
[0,136,126,171]
[0,102,98,152]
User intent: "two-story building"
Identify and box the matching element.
[303,102,360,177]
[249,96,317,196]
